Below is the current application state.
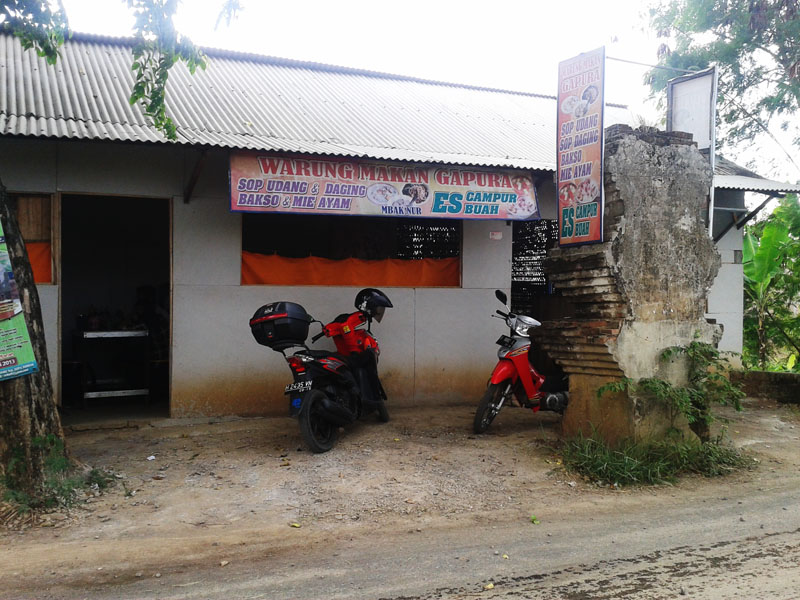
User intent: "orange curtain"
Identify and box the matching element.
[27,242,52,284]
[242,252,460,287]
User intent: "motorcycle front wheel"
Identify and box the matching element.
[473,381,512,434]
[299,389,339,453]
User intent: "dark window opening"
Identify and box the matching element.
[243,213,461,260]
[242,213,461,287]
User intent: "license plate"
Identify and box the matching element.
[496,335,514,348]
[285,380,312,393]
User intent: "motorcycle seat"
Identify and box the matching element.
[297,349,349,361]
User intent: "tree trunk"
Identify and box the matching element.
[757,313,767,369]
[0,179,63,496]
[689,418,711,444]
[688,398,711,443]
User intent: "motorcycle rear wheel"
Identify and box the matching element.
[376,383,390,423]
[299,389,339,453]
[473,381,511,434]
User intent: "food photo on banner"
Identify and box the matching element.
[229,153,540,221]
[556,46,605,246]
[0,222,38,381]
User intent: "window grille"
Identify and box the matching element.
[511,219,558,313]
[243,213,461,260]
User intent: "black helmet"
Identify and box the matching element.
[355,288,393,322]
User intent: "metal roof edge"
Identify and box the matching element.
[714,174,800,193]
[0,129,557,172]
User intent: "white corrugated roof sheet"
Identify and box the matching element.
[712,155,800,193]
[0,32,633,171]
[714,175,800,193]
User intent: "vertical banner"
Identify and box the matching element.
[557,47,605,246]
[0,222,38,381]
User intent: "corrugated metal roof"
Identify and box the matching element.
[0,32,632,171]
[714,175,800,193]
[713,154,761,178]
[713,155,800,193]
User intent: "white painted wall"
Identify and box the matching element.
[1,139,61,398]
[707,190,745,356]
[537,177,559,220]
[707,243,744,355]
[1,137,522,416]
[170,184,514,415]
[36,285,59,393]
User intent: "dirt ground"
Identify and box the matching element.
[2,397,799,598]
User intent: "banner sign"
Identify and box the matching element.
[230,153,539,220]
[557,46,605,246]
[0,222,38,381]
[667,66,717,151]
[667,66,718,235]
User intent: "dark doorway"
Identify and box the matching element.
[60,195,170,424]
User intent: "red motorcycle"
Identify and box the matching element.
[473,290,568,433]
[250,288,392,452]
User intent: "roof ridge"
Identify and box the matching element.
[59,31,630,107]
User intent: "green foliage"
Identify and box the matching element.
[563,432,752,486]
[86,468,113,490]
[647,0,800,155]
[2,435,114,512]
[742,194,800,369]
[1,0,241,140]
[214,0,241,29]
[0,0,69,64]
[127,0,207,140]
[597,340,744,442]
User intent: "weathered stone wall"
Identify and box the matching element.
[731,370,800,404]
[540,125,722,443]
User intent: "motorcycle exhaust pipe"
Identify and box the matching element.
[542,391,569,413]
[318,396,356,426]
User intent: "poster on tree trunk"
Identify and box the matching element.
[0,221,38,381]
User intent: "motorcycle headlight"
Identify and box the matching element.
[513,315,540,337]
[513,321,530,337]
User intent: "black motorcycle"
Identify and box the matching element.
[250,288,392,453]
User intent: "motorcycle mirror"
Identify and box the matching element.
[495,290,508,305]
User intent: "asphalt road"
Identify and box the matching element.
[31,477,800,600]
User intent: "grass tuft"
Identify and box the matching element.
[562,433,752,486]
[2,435,115,513]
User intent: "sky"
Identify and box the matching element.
[59,0,798,187]
[61,0,663,116]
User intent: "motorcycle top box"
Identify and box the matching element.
[249,301,312,350]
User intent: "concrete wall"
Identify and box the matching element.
[1,137,524,416]
[607,129,722,440]
[543,126,724,443]
[732,370,800,403]
[171,186,513,416]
